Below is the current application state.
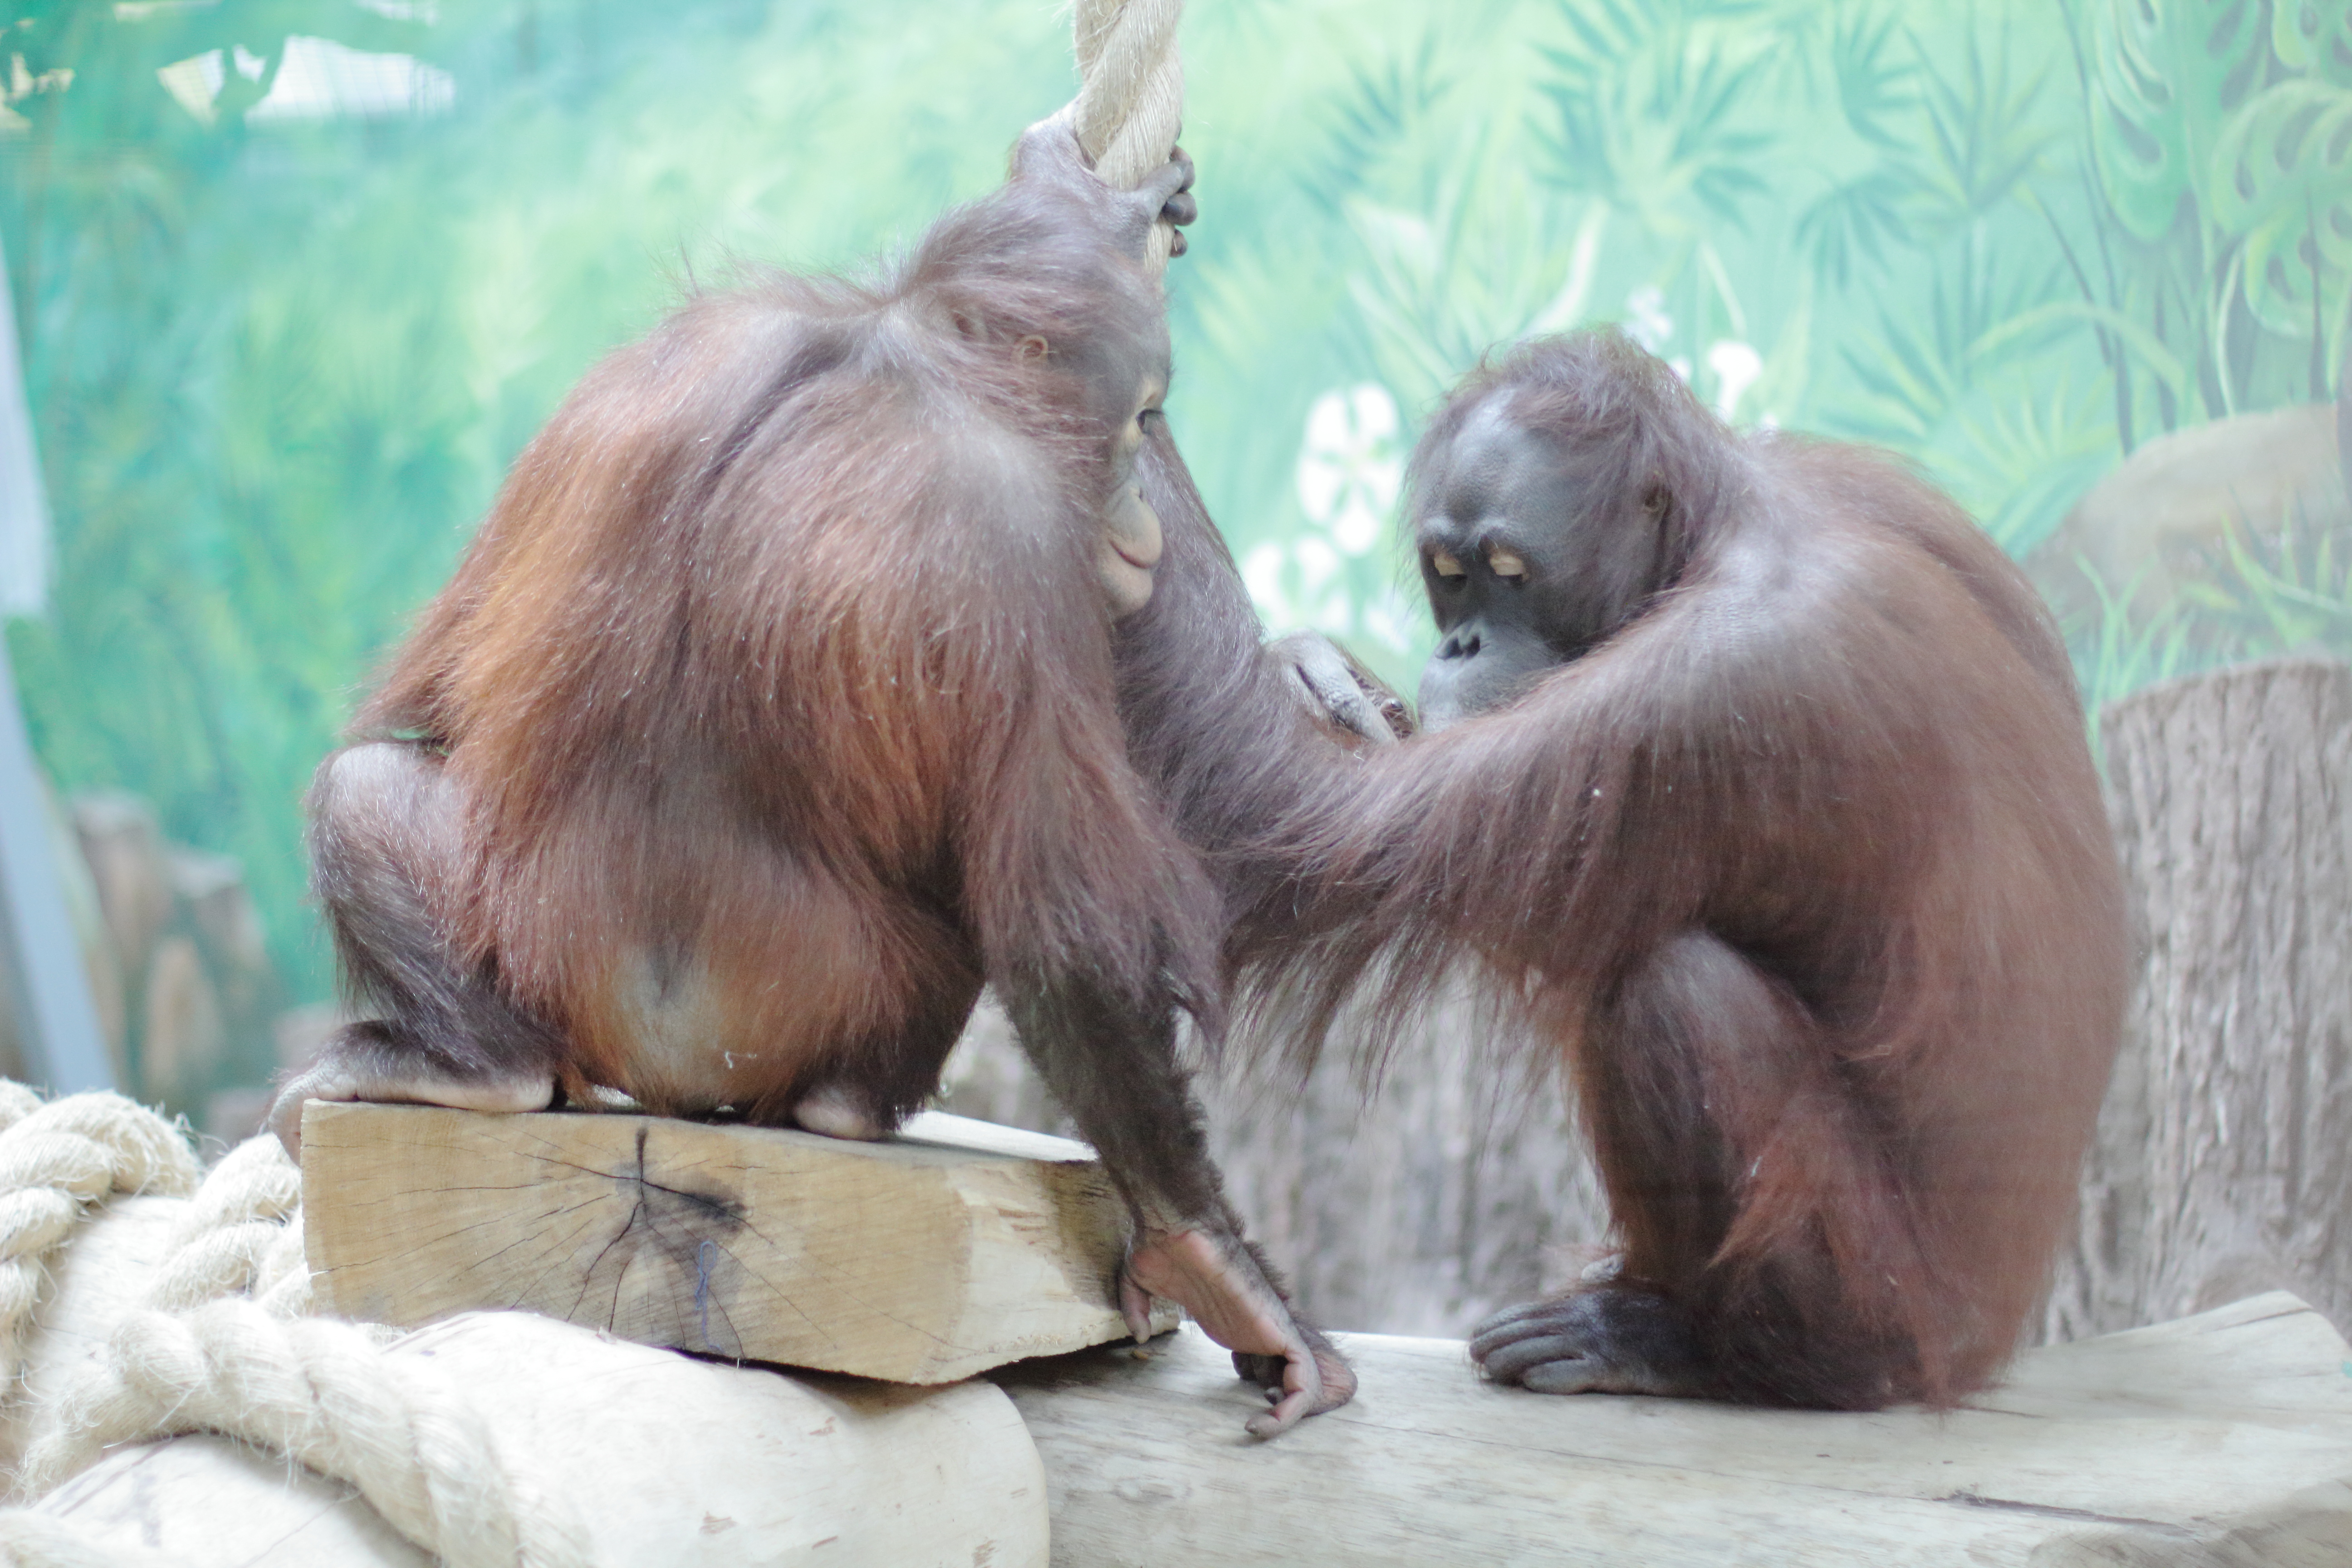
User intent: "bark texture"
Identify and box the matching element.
[2044,656,2352,1341]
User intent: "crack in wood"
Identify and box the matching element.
[1937,1490,2199,1537]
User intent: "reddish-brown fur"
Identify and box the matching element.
[363,247,1197,1121]
[1117,333,2128,1408]
[281,133,1355,1436]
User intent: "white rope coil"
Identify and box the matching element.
[0,1509,179,1568]
[0,1085,315,1510]
[0,1094,198,1389]
[144,1132,307,1314]
[11,1299,586,1568]
[0,1082,585,1565]
[0,1083,559,1567]
[0,1084,43,1134]
[1067,0,1185,269]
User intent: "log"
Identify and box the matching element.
[301,1102,1175,1383]
[995,1292,2352,1567]
[30,1309,1049,1568]
[2046,657,2352,1342]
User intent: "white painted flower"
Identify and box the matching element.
[1247,383,1416,638]
[1705,339,1762,422]
[1359,592,1421,658]
[1292,537,1350,632]
[1296,384,1403,557]
[1241,535,1356,636]
[1625,285,1675,355]
[1241,542,1290,614]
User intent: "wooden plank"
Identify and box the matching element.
[301,1103,1173,1384]
[35,1308,1049,1568]
[994,1292,2352,1567]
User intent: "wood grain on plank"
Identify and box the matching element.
[301,1102,1172,1383]
[997,1292,2352,1567]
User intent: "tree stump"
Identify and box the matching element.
[2045,656,2352,1340]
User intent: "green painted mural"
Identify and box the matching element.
[1,0,2346,1039]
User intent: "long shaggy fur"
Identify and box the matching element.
[353,177,1220,1127]
[1116,330,2127,1409]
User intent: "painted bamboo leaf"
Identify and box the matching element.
[1795,165,1916,288]
[1913,26,2055,221]
[1828,5,1916,151]
[1534,23,1781,236]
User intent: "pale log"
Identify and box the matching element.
[996,1292,2352,1567]
[301,1102,1173,1383]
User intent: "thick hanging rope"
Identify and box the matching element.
[1067,0,1185,270]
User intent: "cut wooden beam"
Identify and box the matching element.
[300,1102,1173,1383]
[995,1292,2352,1567]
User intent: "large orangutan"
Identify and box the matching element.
[269,123,1355,1436]
[1115,330,2128,1409]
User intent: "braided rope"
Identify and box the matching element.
[1067,0,1185,270]
[144,1132,306,1314]
[0,1085,548,1567]
[0,1095,198,1389]
[0,1083,579,1565]
[10,1300,587,1568]
[0,1510,179,1568]
[0,1083,42,1133]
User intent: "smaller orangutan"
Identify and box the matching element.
[272,122,1353,1436]
[1113,329,2128,1410]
